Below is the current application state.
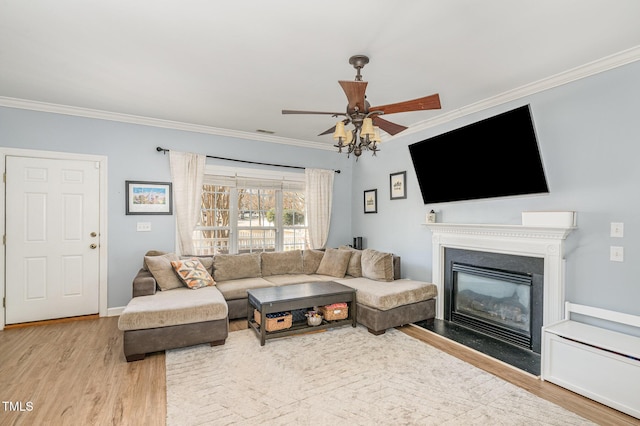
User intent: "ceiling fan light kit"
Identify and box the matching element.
[333,116,382,159]
[282,55,441,159]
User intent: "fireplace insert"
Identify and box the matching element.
[452,263,532,349]
[444,248,543,353]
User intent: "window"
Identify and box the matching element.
[237,188,276,253]
[282,190,306,251]
[197,183,232,254]
[192,167,306,255]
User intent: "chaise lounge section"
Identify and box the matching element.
[118,256,229,362]
[117,281,229,362]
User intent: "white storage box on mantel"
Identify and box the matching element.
[541,302,640,418]
[522,211,576,227]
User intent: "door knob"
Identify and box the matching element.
[90,232,97,237]
[90,244,97,249]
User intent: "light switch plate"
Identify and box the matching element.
[610,246,624,262]
[137,222,152,232]
[610,222,624,238]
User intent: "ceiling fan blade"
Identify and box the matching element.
[338,81,368,111]
[318,119,351,136]
[282,110,345,116]
[372,116,408,136]
[370,93,441,115]
[318,126,336,136]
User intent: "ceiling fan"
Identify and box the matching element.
[282,55,441,158]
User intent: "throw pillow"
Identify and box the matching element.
[144,252,183,291]
[181,255,214,275]
[361,249,394,282]
[339,245,363,277]
[213,252,261,281]
[142,249,168,271]
[316,248,352,278]
[303,249,325,274]
[261,250,304,276]
[171,258,216,289]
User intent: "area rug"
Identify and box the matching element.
[166,325,592,425]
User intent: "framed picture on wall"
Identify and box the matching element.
[364,189,377,214]
[126,181,173,215]
[390,171,407,200]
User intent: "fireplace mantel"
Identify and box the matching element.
[425,222,576,326]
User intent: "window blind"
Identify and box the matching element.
[203,174,304,191]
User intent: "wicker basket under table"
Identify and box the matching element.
[253,310,292,332]
[318,304,349,321]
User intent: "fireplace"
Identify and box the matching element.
[427,222,574,326]
[444,249,544,353]
[424,223,575,374]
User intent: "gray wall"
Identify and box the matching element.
[352,59,640,317]
[2,59,639,317]
[0,109,354,308]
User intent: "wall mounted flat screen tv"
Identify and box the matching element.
[408,105,549,204]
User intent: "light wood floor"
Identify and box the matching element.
[0,317,638,425]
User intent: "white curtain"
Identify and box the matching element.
[305,168,334,249]
[169,151,206,255]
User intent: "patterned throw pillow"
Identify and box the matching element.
[171,258,216,289]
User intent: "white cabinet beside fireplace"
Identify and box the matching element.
[541,302,640,419]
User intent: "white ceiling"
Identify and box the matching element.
[2,1,640,148]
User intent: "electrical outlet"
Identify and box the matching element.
[136,222,152,232]
[610,222,624,238]
[610,246,624,262]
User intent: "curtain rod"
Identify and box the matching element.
[156,147,340,173]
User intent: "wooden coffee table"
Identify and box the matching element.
[247,281,357,346]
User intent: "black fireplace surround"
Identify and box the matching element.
[444,248,544,354]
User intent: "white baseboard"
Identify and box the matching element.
[107,306,125,317]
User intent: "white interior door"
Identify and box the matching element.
[5,156,101,324]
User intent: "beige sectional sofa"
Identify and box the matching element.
[118,247,437,361]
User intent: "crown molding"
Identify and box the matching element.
[0,96,334,152]
[394,45,640,141]
[2,46,639,150]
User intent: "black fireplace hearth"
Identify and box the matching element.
[415,319,541,375]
